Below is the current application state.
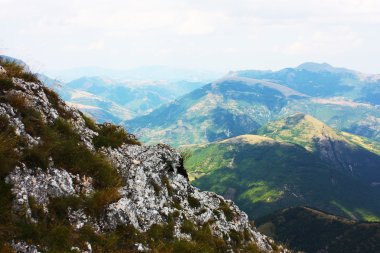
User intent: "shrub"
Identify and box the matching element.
[0,58,40,83]
[48,195,83,221]
[44,224,73,251]
[181,220,196,235]
[150,180,162,195]
[5,93,29,109]
[22,108,45,137]
[0,244,14,253]
[0,76,14,90]
[162,176,174,196]
[173,197,182,210]
[148,222,175,242]
[23,144,50,169]
[5,94,45,137]
[80,112,98,132]
[188,195,201,208]
[30,118,122,189]
[43,87,72,119]
[93,123,140,149]
[229,229,243,248]
[51,138,121,188]
[219,200,235,222]
[0,115,20,178]
[0,181,16,245]
[86,187,121,217]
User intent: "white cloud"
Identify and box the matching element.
[177,10,227,35]
[0,0,379,73]
[88,40,105,50]
[279,28,363,55]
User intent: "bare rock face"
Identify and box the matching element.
[0,65,6,74]
[0,60,278,252]
[100,144,271,250]
[6,164,94,215]
[11,241,41,253]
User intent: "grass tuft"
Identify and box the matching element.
[0,58,40,83]
[93,123,140,149]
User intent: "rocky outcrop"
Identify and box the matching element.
[100,144,270,249]
[6,164,94,216]
[0,58,279,252]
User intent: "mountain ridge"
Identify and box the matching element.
[0,56,281,252]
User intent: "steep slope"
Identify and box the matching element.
[185,116,380,221]
[0,57,280,252]
[234,62,380,104]
[256,206,380,253]
[257,114,380,184]
[126,77,307,146]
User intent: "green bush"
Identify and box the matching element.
[23,144,50,169]
[85,188,121,217]
[0,115,20,178]
[80,112,98,132]
[93,123,140,149]
[151,180,162,195]
[0,76,14,90]
[188,195,201,208]
[48,195,83,221]
[20,117,122,189]
[48,188,121,221]
[162,176,174,196]
[173,198,182,210]
[219,200,235,222]
[0,58,40,83]
[5,94,45,137]
[43,87,73,119]
[181,220,196,235]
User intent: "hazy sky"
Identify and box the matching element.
[1,0,380,75]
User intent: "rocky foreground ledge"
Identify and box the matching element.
[0,57,285,252]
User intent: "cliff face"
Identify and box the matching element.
[0,58,278,252]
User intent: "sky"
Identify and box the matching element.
[1,0,380,77]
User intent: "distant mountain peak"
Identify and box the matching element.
[258,113,344,152]
[283,113,325,129]
[296,62,353,74]
[270,113,329,130]
[213,76,308,98]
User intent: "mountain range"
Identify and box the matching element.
[126,63,380,146]
[40,75,205,124]
[3,56,380,252]
[123,62,380,252]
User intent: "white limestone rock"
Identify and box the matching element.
[102,144,273,251]
[11,241,41,253]
[5,164,94,214]
[0,65,6,74]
